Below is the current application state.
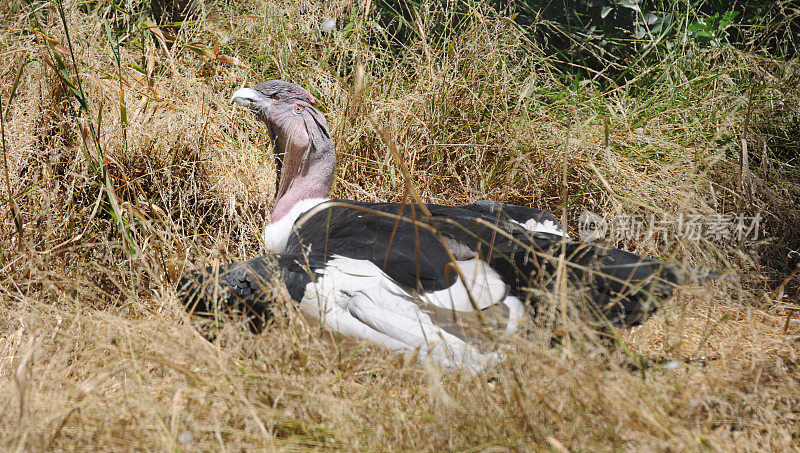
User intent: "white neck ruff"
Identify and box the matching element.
[263,198,329,252]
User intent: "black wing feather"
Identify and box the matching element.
[286,202,458,291]
[179,254,316,330]
[180,200,710,330]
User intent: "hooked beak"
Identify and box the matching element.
[230,87,268,110]
[231,86,277,142]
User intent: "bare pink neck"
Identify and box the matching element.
[268,110,336,222]
[270,138,335,222]
[271,173,332,221]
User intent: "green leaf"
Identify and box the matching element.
[601,6,612,18]
[119,89,127,129]
[651,21,663,34]
[5,56,25,122]
[688,21,706,32]
[129,62,146,75]
[617,0,641,13]
[719,11,740,28]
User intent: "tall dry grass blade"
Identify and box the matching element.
[0,93,23,245]
[4,54,24,123]
[557,122,571,343]
[142,20,178,76]
[104,21,128,160]
[738,81,756,210]
[14,335,35,424]
[169,386,184,445]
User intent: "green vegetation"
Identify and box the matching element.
[0,0,798,450]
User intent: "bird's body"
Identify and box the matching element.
[179,80,713,372]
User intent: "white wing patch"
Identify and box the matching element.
[421,259,507,312]
[299,256,525,373]
[513,218,568,237]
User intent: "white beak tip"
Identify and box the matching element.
[230,87,262,106]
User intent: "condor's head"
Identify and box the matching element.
[231,80,335,221]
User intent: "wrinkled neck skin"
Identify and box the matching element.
[270,122,335,222]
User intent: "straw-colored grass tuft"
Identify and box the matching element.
[1,0,798,450]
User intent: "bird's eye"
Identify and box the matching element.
[294,105,304,113]
[269,94,278,100]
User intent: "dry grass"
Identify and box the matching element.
[1,0,799,450]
